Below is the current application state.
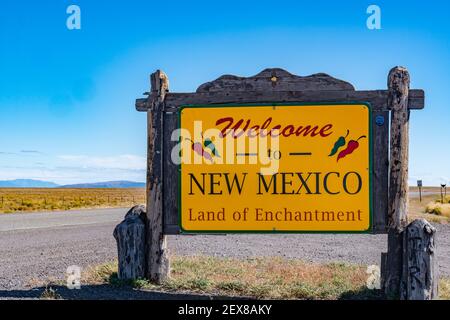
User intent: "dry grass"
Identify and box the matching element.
[0,188,145,213]
[440,278,450,300]
[82,256,450,300]
[40,286,61,300]
[83,256,383,300]
[32,257,450,300]
[425,202,450,218]
[83,261,118,285]
[409,189,450,224]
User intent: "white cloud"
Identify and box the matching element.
[58,154,146,170]
[0,154,147,184]
[409,173,450,187]
[0,166,146,185]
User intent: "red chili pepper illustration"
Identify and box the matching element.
[200,148,213,161]
[337,135,366,162]
[185,138,213,161]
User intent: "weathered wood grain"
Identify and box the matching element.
[146,70,170,283]
[196,68,355,92]
[372,110,389,234]
[380,252,387,288]
[384,66,410,297]
[136,89,424,112]
[113,205,146,280]
[400,219,438,300]
[384,230,404,297]
[388,67,410,231]
[164,224,181,235]
[163,111,180,233]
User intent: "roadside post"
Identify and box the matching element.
[417,180,422,202]
[119,67,435,299]
[441,184,447,204]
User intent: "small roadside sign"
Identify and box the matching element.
[417,180,423,202]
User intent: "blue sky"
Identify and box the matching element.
[0,0,449,185]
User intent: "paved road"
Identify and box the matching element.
[409,191,440,199]
[0,209,125,291]
[0,209,126,232]
[1,208,449,298]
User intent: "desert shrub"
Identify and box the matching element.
[426,202,450,217]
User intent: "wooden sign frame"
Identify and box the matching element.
[136,68,424,236]
[136,68,425,287]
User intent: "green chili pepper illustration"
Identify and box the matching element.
[204,138,220,157]
[329,130,349,156]
[337,135,366,162]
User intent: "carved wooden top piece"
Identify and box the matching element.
[196,68,355,93]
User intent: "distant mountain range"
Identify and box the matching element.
[0,179,145,188]
[60,181,146,188]
[0,179,60,188]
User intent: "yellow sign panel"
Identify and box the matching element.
[179,103,371,233]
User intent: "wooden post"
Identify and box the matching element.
[384,66,410,297]
[146,70,170,283]
[401,219,438,300]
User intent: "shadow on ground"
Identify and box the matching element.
[0,285,386,300]
[338,287,386,300]
[0,285,250,300]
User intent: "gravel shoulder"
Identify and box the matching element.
[0,208,449,299]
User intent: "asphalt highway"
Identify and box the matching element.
[1,207,448,296]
